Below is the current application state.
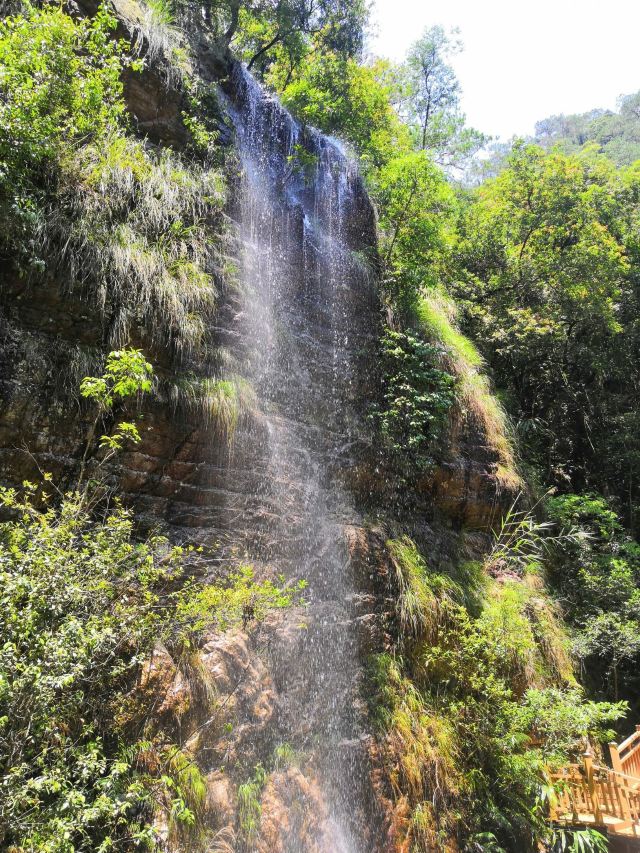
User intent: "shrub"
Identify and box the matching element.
[0,3,130,260]
[0,483,300,851]
[371,327,455,476]
[371,533,626,851]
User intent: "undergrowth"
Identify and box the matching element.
[0,481,301,851]
[372,528,626,851]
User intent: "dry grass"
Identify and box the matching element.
[369,653,461,849]
[209,827,236,853]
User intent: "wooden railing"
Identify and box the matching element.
[611,726,640,779]
[549,749,640,837]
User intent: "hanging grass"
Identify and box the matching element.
[415,290,521,492]
[387,536,440,641]
[169,374,258,442]
[40,135,227,355]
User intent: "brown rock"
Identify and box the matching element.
[257,768,332,853]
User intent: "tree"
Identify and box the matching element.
[231,0,368,80]
[279,52,409,170]
[454,143,633,497]
[545,493,640,708]
[534,91,640,167]
[401,25,486,169]
[374,149,458,305]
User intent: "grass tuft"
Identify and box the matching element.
[169,374,257,442]
[387,536,461,644]
[479,579,574,693]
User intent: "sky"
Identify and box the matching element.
[368,0,640,141]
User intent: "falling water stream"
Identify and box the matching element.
[222,65,379,851]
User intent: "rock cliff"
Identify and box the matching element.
[0,3,516,848]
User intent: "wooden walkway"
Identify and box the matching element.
[550,727,640,838]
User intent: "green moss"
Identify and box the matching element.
[416,294,483,368]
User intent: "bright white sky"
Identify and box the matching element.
[368,0,640,141]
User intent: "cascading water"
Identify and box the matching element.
[220,65,380,851]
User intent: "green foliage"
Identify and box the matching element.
[0,4,226,359]
[550,828,608,853]
[272,742,301,770]
[535,92,640,167]
[0,3,126,178]
[146,0,177,26]
[387,536,463,640]
[416,293,520,487]
[175,565,306,635]
[233,0,368,80]
[454,142,640,507]
[371,528,627,851]
[78,349,153,481]
[172,374,257,442]
[370,328,455,476]
[48,136,225,353]
[81,348,153,407]
[374,150,458,302]
[486,500,557,576]
[513,688,623,762]
[545,493,640,706]
[366,653,461,848]
[284,143,318,185]
[0,481,300,851]
[0,4,130,259]
[0,486,181,850]
[280,53,409,171]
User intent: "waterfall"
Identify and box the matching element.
[220,64,379,851]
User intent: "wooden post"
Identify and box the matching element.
[634,726,640,776]
[610,741,623,774]
[584,750,603,824]
[610,741,633,821]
